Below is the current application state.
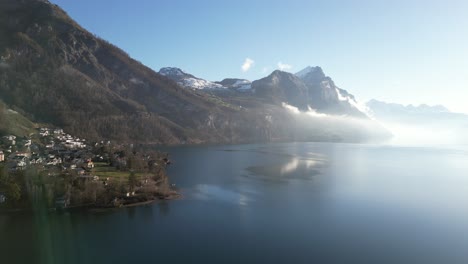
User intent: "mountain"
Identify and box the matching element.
[367,99,450,116]
[215,78,252,91]
[366,99,468,144]
[159,67,225,90]
[252,70,309,109]
[0,0,390,144]
[0,0,262,144]
[295,66,365,117]
[0,101,36,137]
[159,68,253,92]
[248,67,365,117]
[158,65,367,118]
[366,99,463,123]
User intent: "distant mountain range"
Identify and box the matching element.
[160,66,366,117]
[366,99,468,144]
[366,99,467,124]
[0,0,389,144]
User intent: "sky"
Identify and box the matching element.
[49,0,468,113]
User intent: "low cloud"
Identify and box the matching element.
[281,102,391,143]
[277,61,292,71]
[241,58,255,72]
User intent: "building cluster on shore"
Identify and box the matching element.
[1,128,90,172]
[0,127,176,208]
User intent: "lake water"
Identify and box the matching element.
[2,142,468,264]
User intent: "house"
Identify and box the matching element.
[12,152,31,159]
[46,157,62,166]
[39,127,50,136]
[85,160,94,169]
[10,154,28,168]
[0,151,4,162]
[24,139,32,147]
[30,156,44,164]
[2,135,16,146]
[16,160,27,168]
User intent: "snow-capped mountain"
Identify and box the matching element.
[160,66,367,117]
[248,67,367,117]
[159,67,225,90]
[367,99,450,116]
[215,78,252,91]
[366,99,461,124]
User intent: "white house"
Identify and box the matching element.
[3,135,16,146]
[24,139,32,147]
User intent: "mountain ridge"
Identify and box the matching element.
[159,65,368,118]
[0,0,390,144]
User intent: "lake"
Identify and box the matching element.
[2,142,468,264]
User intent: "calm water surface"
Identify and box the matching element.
[1,143,468,263]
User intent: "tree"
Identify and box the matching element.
[0,165,22,204]
[0,100,6,133]
[128,171,137,192]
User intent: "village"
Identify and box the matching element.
[0,127,177,210]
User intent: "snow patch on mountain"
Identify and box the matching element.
[216,78,252,91]
[159,67,226,90]
[181,78,225,90]
[232,80,252,90]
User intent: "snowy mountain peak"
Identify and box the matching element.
[158,67,225,90]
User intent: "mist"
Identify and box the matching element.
[280,103,391,143]
[375,119,468,146]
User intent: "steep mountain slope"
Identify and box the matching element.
[295,66,365,117]
[252,70,309,109]
[0,0,253,144]
[0,100,36,137]
[248,67,366,117]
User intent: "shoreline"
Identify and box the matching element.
[0,192,182,214]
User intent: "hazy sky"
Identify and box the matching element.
[49,0,468,113]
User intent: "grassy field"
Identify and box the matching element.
[2,108,36,137]
[93,162,149,181]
